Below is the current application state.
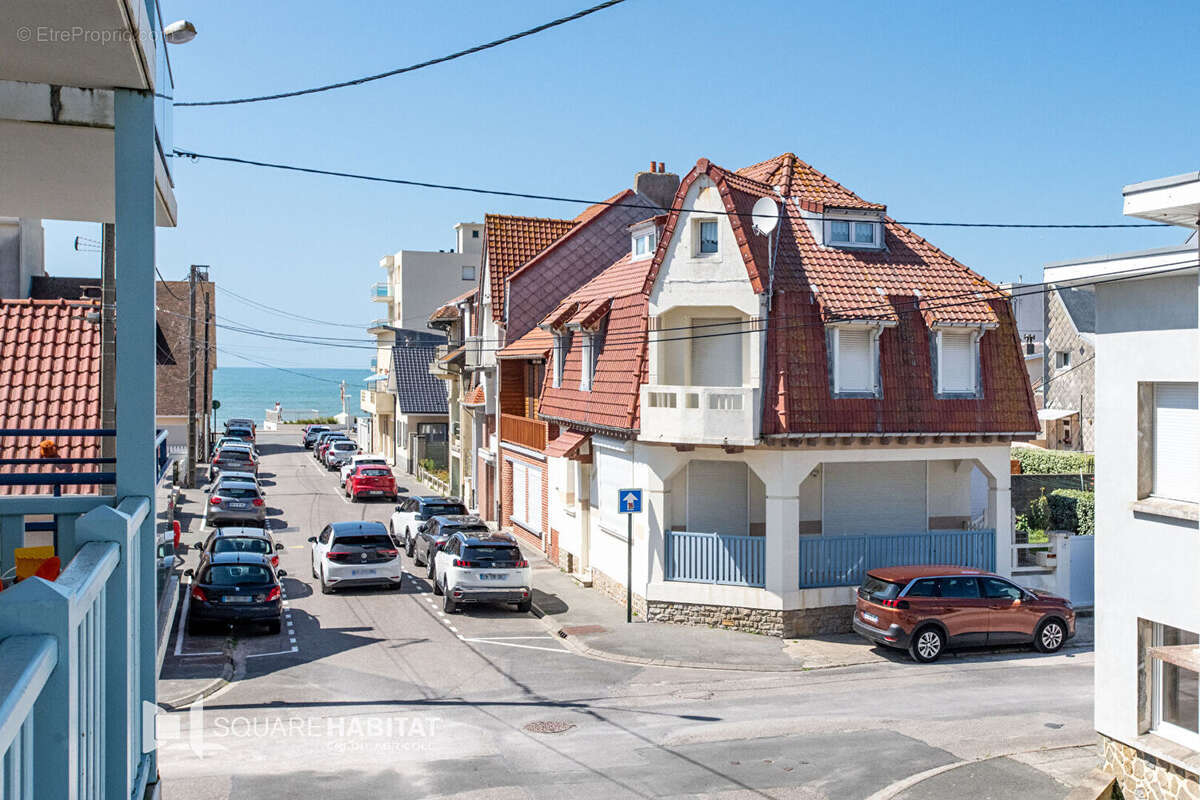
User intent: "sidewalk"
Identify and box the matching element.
[527,553,1094,672]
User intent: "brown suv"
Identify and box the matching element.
[852,565,1075,662]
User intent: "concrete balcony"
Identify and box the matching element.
[360,388,393,415]
[638,385,759,446]
[370,282,392,302]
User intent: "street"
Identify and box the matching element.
[159,432,1097,800]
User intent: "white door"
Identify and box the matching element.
[690,318,741,387]
[687,460,749,534]
[823,461,927,535]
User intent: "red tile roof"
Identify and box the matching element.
[538,254,654,434]
[0,299,102,495]
[429,288,476,323]
[543,430,587,458]
[498,327,553,359]
[736,152,886,212]
[484,214,578,322]
[463,384,486,406]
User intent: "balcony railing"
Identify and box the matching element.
[665,531,766,587]
[500,413,547,452]
[798,529,996,589]
[371,282,392,301]
[639,385,759,446]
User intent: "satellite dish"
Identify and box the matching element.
[751,197,779,236]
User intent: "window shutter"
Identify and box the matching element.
[837,328,872,392]
[527,466,544,533]
[512,461,527,524]
[940,331,975,392]
[1153,383,1198,502]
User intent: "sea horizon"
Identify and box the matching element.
[212,366,372,425]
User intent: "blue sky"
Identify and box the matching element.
[45,0,1200,367]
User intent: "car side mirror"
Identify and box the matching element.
[277,570,287,577]
[307,536,317,543]
[394,505,402,512]
[275,542,285,551]
[192,541,203,550]
[184,568,194,577]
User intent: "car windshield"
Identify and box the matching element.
[450,525,490,536]
[463,545,521,561]
[203,564,272,586]
[423,503,467,517]
[212,538,271,555]
[331,534,392,549]
[860,575,902,602]
[360,469,391,477]
[217,486,259,499]
[331,442,356,451]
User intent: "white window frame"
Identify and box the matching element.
[694,219,719,256]
[551,331,568,388]
[1056,350,1071,368]
[461,265,476,281]
[1151,622,1200,752]
[579,331,595,391]
[936,329,981,395]
[508,458,544,533]
[631,228,657,261]
[831,325,880,395]
[824,218,882,250]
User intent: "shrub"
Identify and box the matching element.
[290,416,337,425]
[1012,448,1094,475]
[1025,488,1051,533]
[1048,489,1095,536]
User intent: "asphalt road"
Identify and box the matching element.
[158,432,1097,800]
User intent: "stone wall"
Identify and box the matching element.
[1101,734,1200,800]
[646,601,783,637]
[1044,288,1096,451]
[782,605,856,637]
[590,568,646,618]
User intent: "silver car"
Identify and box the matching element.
[323,440,359,471]
[205,479,267,527]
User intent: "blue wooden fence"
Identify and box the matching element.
[798,529,996,588]
[665,531,766,587]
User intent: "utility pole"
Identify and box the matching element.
[100,224,116,477]
[185,265,198,488]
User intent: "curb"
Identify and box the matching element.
[157,654,234,711]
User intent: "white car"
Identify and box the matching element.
[308,521,401,594]
[431,531,532,614]
[389,496,468,554]
[340,454,388,487]
[323,439,359,471]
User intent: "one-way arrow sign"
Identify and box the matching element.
[618,488,643,514]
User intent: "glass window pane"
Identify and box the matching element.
[937,577,981,598]
[855,222,875,243]
[1163,663,1199,733]
[830,221,850,242]
[699,221,718,253]
[635,235,647,255]
[906,579,940,597]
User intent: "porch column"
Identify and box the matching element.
[989,484,1013,576]
[764,493,800,600]
[113,87,158,774]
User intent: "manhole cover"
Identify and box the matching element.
[523,721,575,734]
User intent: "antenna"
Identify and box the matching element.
[751,197,779,236]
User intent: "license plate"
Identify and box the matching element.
[227,502,248,509]
[223,595,252,604]
[478,573,505,580]
[862,612,879,624]
[367,490,383,495]
[350,569,376,576]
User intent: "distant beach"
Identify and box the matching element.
[211,367,371,425]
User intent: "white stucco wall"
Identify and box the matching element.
[1089,271,1199,746]
[394,249,479,332]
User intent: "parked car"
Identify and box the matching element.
[193,526,284,569]
[207,470,261,493]
[310,431,344,457]
[225,425,255,445]
[430,531,532,614]
[852,566,1075,662]
[302,424,330,448]
[345,465,397,502]
[225,418,257,437]
[412,514,489,569]
[210,449,257,480]
[322,439,359,470]
[214,436,258,457]
[205,479,267,527]
[391,497,467,555]
[308,521,401,594]
[341,454,387,487]
[186,552,284,635]
[214,442,256,465]
[316,434,352,463]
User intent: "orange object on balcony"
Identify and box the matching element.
[500,413,548,451]
[15,545,56,581]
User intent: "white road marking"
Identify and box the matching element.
[468,636,560,641]
[461,638,570,654]
[246,648,300,659]
[173,588,193,657]
[177,651,223,658]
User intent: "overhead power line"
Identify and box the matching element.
[171,148,1170,230]
[176,0,629,107]
[216,285,368,329]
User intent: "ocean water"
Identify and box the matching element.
[212,367,372,425]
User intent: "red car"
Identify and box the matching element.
[853,565,1075,662]
[345,465,397,502]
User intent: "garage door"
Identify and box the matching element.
[823,461,926,535]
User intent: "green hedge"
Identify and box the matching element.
[1048,489,1095,536]
[1013,448,1094,476]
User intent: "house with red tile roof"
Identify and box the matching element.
[451,164,678,530]
[530,154,1038,637]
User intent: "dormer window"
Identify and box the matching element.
[825,217,882,249]
[632,229,657,260]
[579,332,596,391]
[935,329,982,396]
[829,324,887,397]
[552,331,570,388]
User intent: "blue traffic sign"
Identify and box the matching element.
[618,488,643,514]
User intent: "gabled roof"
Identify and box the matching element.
[429,288,476,323]
[390,344,448,415]
[0,299,101,495]
[484,213,577,322]
[736,152,886,212]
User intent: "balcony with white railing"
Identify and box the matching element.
[639,385,759,446]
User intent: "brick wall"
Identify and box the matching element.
[499,446,550,555]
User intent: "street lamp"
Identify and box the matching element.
[164,20,198,45]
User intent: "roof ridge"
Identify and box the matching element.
[484,212,577,225]
[0,297,99,307]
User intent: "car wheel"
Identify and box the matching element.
[909,626,945,663]
[320,569,333,595]
[349,492,357,503]
[266,619,281,635]
[311,560,318,579]
[516,597,532,613]
[1034,619,1067,653]
[405,532,414,557]
[442,586,456,614]
[426,558,436,580]
[414,546,424,567]
[432,575,442,595]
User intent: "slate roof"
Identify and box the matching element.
[1056,287,1096,336]
[484,214,578,322]
[390,344,448,415]
[0,299,102,495]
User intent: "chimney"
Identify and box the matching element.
[634,161,680,211]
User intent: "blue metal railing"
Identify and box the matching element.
[371,282,391,299]
[798,529,996,589]
[0,498,153,799]
[665,531,766,587]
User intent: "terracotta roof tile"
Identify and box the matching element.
[0,299,102,495]
[484,214,578,322]
[498,327,553,359]
[736,152,886,211]
[543,430,587,458]
[463,384,486,406]
[428,288,477,323]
